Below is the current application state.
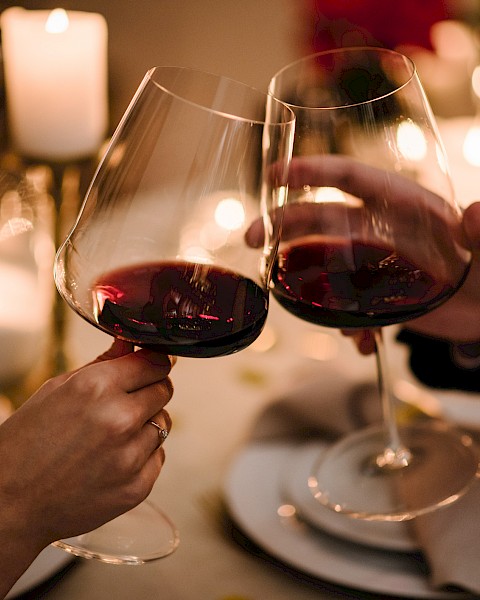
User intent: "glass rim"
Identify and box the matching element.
[268,46,417,110]
[144,65,296,127]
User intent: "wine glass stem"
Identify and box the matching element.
[373,328,412,470]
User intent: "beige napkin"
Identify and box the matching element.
[250,373,480,595]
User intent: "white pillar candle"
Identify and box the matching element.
[1,7,108,162]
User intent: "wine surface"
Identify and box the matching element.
[272,238,460,328]
[92,261,268,357]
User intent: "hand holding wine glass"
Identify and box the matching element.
[265,47,479,520]
[0,340,174,598]
[340,200,480,354]
[54,66,294,562]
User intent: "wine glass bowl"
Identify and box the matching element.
[267,47,478,520]
[54,66,294,561]
[56,67,294,360]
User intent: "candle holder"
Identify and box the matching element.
[0,162,56,405]
[0,151,98,382]
[44,158,98,374]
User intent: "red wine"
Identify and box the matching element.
[92,261,268,357]
[272,238,462,328]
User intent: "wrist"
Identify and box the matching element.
[0,515,45,599]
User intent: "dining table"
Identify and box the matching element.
[8,288,480,600]
[7,115,480,600]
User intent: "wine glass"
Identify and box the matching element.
[53,66,294,562]
[267,47,479,521]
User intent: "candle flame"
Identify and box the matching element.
[45,8,69,34]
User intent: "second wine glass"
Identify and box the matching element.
[54,66,294,562]
[267,47,479,521]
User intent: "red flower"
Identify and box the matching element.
[306,0,451,52]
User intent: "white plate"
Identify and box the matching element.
[224,442,470,599]
[281,441,418,553]
[6,545,74,598]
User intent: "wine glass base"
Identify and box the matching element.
[310,422,480,521]
[52,500,179,564]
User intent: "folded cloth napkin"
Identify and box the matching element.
[250,371,480,595]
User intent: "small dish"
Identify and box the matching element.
[225,441,469,599]
[281,441,418,552]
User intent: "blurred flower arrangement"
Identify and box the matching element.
[305,0,450,52]
[302,0,480,117]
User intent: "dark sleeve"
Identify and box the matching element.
[396,329,480,392]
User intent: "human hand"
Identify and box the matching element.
[289,155,480,350]
[0,340,175,558]
[287,156,480,351]
[346,201,480,353]
[247,154,476,352]
[250,155,467,294]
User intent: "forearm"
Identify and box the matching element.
[0,418,50,598]
[0,516,45,599]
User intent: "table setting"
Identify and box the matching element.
[3,7,480,600]
[221,47,480,599]
[220,47,480,599]
[225,361,480,598]
[12,305,480,600]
